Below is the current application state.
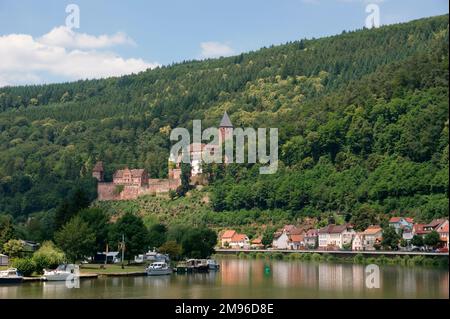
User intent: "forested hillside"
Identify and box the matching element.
[0,15,448,239]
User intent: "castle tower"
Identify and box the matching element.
[219,111,233,144]
[219,111,233,165]
[92,161,104,182]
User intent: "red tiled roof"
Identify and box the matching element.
[319,224,350,234]
[221,230,236,239]
[425,219,446,229]
[289,227,304,235]
[413,224,428,235]
[289,234,304,243]
[363,226,383,235]
[251,237,262,244]
[405,218,414,223]
[231,233,247,242]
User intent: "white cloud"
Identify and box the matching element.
[200,41,234,59]
[0,27,159,87]
[37,26,135,49]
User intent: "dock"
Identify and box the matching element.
[23,273,99,282]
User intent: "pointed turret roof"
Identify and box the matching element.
[219,111,233,128]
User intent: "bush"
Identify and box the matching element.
[311,253,324,262]
[353,253,365,264]
[408,255,425,266]
[32,241,66,274]
[302,253,311,261]
[289,253,302,260]
[11,258,36,277]
[271,252,284,260]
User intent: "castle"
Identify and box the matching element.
[94,112,233,201]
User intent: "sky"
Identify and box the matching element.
[0,0,448,87]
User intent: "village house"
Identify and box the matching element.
[402,229,414,244]
[423,219,447,232]
[220,230,237,248]
[352,233,364,251]
[436,220,449,248]
[250,237,264,249]
[362,225,383,251]
[288,234,306,250]
[413,219,448,239]
[304,229,319,249]
[220,230,250,249]
[318,224,355,250]
[412,223,426,237]
[229,233,250,249]
[389,217,414,234]
[272,225,303,249]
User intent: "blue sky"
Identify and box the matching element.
[0,0,448,86]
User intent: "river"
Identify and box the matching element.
[1,259,448,299]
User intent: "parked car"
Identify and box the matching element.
[436,247,448,253]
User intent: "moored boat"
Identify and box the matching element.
[186,259,209,273]
[175,261,188,273]
[206,259,220,270]
[146,262,172,276]
[43,264,78,281]
[0,268,23,284]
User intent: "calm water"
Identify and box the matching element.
[1,259,448,299]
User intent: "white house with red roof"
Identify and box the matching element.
[220,230,237,247]
[220,229,250,249]
[272,225,303,249]
[288,234,306,250]
[229,233,250,249]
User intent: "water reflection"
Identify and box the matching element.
[0,259,448,299]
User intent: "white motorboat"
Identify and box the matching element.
[0,268,23,284]
[206,259,220,270]
[146,262,172,276]
[43,264,78,281]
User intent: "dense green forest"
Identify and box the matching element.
[0,15,448,242]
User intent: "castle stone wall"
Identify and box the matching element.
[97,178,181,201]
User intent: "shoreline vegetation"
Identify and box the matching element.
[214,252,449,268]
[2,252,447,279]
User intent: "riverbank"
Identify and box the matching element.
[80,264,146,276]
[214,250,449,268]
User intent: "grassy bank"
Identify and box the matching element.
[80,264,145,274]
[214,252,449,268]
